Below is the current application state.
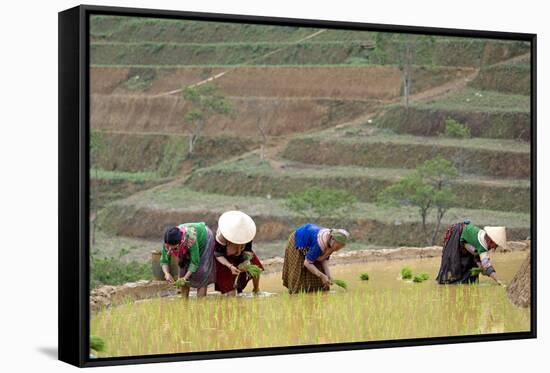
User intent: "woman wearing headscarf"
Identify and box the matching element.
[214,211,264,296]
[160,222,217,298]
[282,223,350,293]
[436,221,506,286]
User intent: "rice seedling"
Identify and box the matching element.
[90,252,529,358]
[470,267,483,276]
[237,258,262,278]
[413,272,430,282]
[90,335,105,352]
[401,266,413,280]
[359,272,370,281]
[244,264,262,278]
[173,278,189,288]
[332,279,348,290]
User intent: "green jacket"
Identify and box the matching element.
[160,222,207,273]
[460,223,488,255]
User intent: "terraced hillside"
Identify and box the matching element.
[90,15,532,263]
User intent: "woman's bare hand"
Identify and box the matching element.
[320,274,332,288]
[230,265,241,276]
[164,272,174,283]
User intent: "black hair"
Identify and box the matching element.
[164,226,183,245]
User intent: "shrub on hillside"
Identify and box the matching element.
[286,186,358,219]
[444,118,471,138]
[90,248,152,289]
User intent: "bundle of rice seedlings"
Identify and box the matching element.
[401,266,413,280]
[470,267,483,276]
[412,274,424,283]
[90,335,105,352]
[174,278,189,288]
[235,256,262,277]
[333,279,348,290]
[244,264,262,278]
[418,272,430,281]
[359,272,370,281]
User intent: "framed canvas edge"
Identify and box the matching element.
[58,4,537,368]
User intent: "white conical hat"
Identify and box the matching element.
[484,226,507,249]
[218,211,257,244]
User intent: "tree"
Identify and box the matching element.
[255,114,270,162]
[90,131,104,245]
[378,156,458,245]
[371,33,435,107]
[183,83,232,159]
[286,187,358,220]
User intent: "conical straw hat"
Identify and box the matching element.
[484,226,507,249]
[218,211,257,244]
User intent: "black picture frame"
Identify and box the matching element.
[58,4,537,368]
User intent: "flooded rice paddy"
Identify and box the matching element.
[91,251,530,358]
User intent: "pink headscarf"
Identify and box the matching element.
[168,226,190,257]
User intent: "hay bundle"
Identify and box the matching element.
[506,252,531,308]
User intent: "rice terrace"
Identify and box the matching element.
[88,15,532,358]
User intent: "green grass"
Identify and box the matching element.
[195,154,530,187]
[282,131,530,179]
[186,154,530,213]
[91,169,162,182]
[411,88,530,113]
[89,15,528,68]
[114,186,530,228]
[300,127,530,152]
[91,231,161,262]
[360,273,370,281]
[373,102,530,141]
[90,250,152,289]
[470,63,531,95]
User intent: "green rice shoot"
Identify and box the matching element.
[359,272,370,281]
[90,335,105,352]
[333,279,348,290]
[470,267,483,276]
[174,278,189,288]
[401,266,413,280]
[244,264,262,278]
[418,272,430,281]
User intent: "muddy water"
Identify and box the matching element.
[258,251,527,292]
[91,251,530,358]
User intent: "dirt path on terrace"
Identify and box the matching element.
[155,29,328,97]
[97,51,530,193]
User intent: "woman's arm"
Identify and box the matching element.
[215,255,241,275]
[160,245,174,282]
[303,259,331,287]
[321,260,331,280]
[479,252,504,286]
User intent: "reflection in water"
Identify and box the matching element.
[91,252,530,357]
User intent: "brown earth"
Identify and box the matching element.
[91,66,403,98]
[91,94,380,136]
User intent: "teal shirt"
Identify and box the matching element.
[460,224,488,254]
[160,222,207,273]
